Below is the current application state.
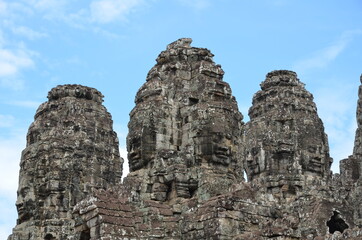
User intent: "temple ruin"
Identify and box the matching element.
[8,38,362,239]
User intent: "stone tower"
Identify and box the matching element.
[125,38,244,202]
[244,70,332,195]
[9,85,123,240]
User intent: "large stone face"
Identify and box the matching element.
[125,38,244,202]
[9,85,122,240]
[245,70,332,194]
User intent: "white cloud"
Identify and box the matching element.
[92,27,122,39]
[113,123,130,178]
[314,82,357,173]
[1,1,33,19]
[0,133,24,195]
[0,224,15,240]
[293,30,362,73]
[0,0,7,15]
[7,100,41,108]
[11,26,48,40]
[120,147,129,179]
[27,0,67,19]
[31,0,63,10]
[0,200,17,239]
[177,0,210,10]
[90,0,144,23]
[0,30,5,46]
[0,129,25,238]
[0,45,35,90]
[0,48,34,76]
[328,124,355,174]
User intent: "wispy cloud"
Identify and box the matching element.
[120,147,129,178]
[90,0,144,24]
[11,25,48,40]
[177,0,210,10]
[26,0,67,19]
[0,45,35,90]
[0,129,25,238]
[0,0,7,15]
[2,0,145,41]
[7,100,41,108]
[0,48,34,77]
[0,135,23,195]
[313,82,357,173]
[92,27,123,39]
[113,123,129,178]
[293,30,362,73]
[0,24,37,90]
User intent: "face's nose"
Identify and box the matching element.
[16,192,24,205]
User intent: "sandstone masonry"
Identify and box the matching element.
[8,39,362,240]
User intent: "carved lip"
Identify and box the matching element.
[17,205,25,217]
[215,155,229,159]
[17,208,24,215]
[215,150,230,158]
[129,152,141,160]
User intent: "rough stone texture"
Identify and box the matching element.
[126,38,244,203]
[8,39,362,240]
[244,70,332,194]
[8,85,123,240]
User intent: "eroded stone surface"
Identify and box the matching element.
[125,38,244,203]
[245,70,332,195]
[8,39,362,240]
[8,85,123,240]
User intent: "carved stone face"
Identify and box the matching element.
[245,118,297,180]
[196,132,232,166]
[16,178,36,224]
[128,135,143,171]
[298,122,330,177]
[302,144,327,175]
[211,133,232,165]
[127,126,156,171]
[246,146,263,178]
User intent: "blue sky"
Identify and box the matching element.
[0,0,361,237]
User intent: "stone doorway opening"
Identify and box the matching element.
[326,211,349,234]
